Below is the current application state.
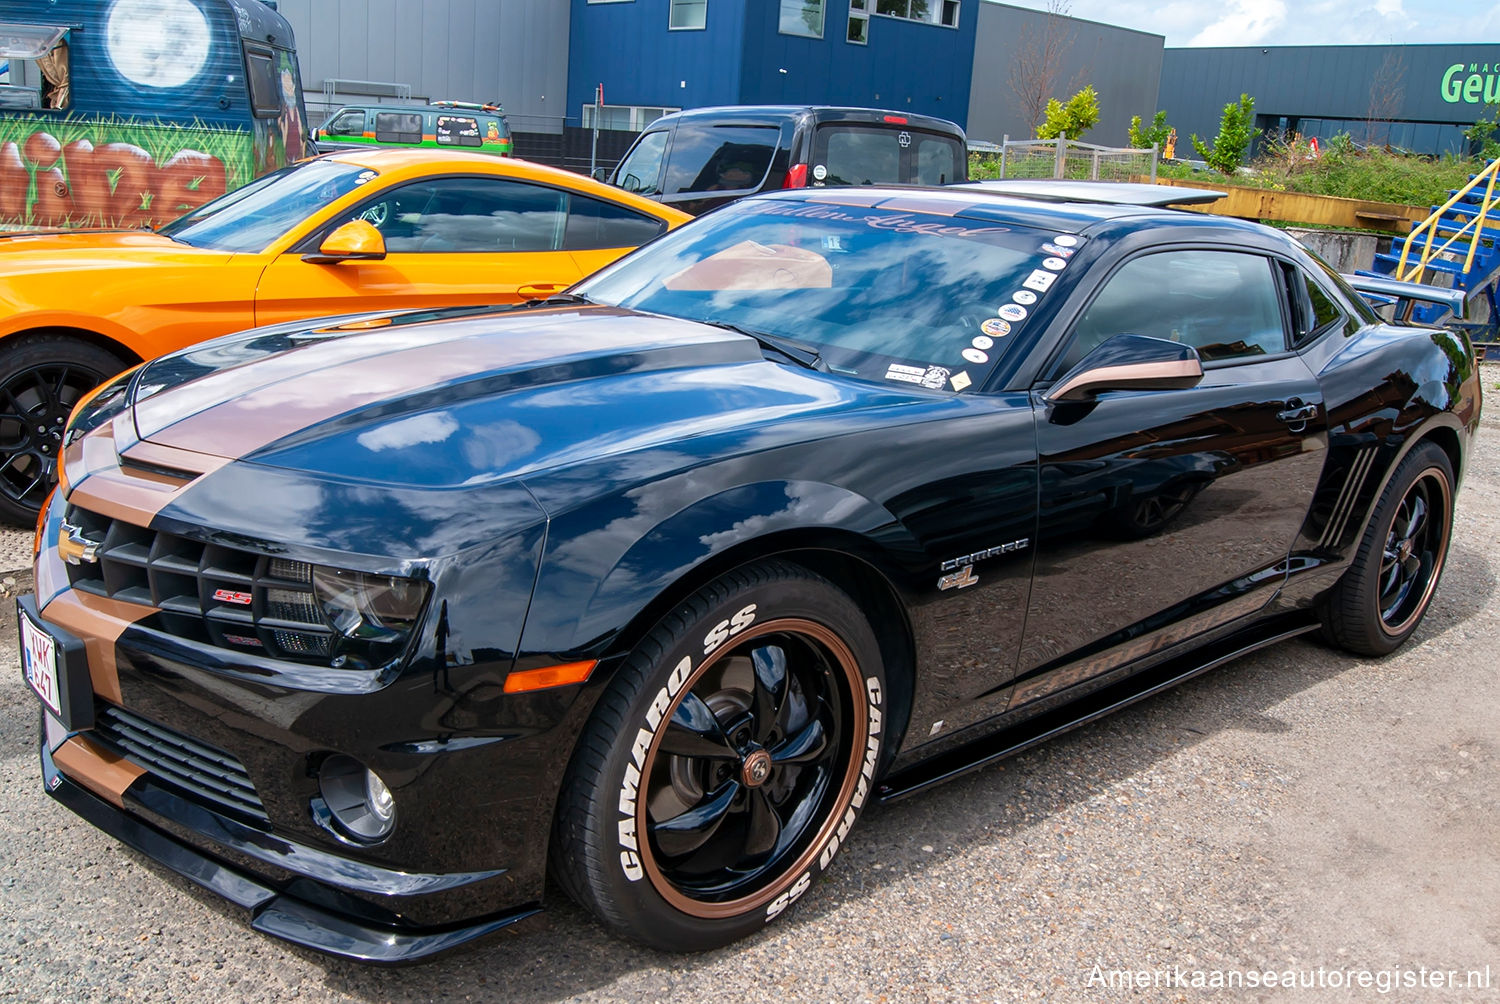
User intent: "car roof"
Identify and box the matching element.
[654,105,964,133]
[955,180,1228,207]
[746,186,1289,243]
[327,103,502,117]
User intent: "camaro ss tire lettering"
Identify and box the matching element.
[765,871,812,921]
[702,603,757,656]
[819,677,884,870]
[619,654,696,880]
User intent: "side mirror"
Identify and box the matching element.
[301,220,387,264]
[1046,334,1204,403]
[591,167,612,183]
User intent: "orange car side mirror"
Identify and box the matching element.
[302,220,387,264]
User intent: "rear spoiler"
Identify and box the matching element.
[1343,273,1466,326]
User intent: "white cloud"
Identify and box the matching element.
[1187,0,1288,46]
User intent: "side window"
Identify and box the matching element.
[328,110,365,135]
[374,112,423,144]
[332,178,566,253]
[0,26,70,110]
[245,47,280,118]
[436,115,482,147]
[614,130,669,194]
[564,195,667,250]
[1054,250,1289,376]
[663,125,779,195]
[1282,263,1344,346]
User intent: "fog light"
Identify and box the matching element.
[318,755,396,841]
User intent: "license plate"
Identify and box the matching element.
[16,597,92,732]
[20,610,61,717]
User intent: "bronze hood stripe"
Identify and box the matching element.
[63,419,228,526]
[53,734,146,809]
[41,590,160,706]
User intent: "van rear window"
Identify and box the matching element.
[663,125,780,195]
[814,126,963,186]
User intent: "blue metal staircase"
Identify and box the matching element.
[1366,160,1500,351]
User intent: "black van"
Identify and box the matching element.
[608,105,967,215]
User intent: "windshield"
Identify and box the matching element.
[576,196,1067,391]
[157,160,375,252]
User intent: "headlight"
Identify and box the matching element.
[312,567,429,644]
[63,364,142,447]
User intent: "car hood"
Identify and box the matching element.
[0,229,234,272]
[128,305,931,490]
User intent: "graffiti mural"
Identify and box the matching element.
[0,116,250,229]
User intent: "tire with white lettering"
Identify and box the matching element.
[551,560,886,951]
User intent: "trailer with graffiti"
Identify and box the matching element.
[0,0,310,230]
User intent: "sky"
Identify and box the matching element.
[991,0,1500,47]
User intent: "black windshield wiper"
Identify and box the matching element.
[701,321,826,372]
[524,292,593,308]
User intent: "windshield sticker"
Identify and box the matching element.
[355,170,376,185]
[1042,257,1068,271]
[886,363,926,384]
[813,164,828,181]
[962,347,989,364]
[736,201,1011,239]
[1012,289,1037,305]
[950,371,972,391]
[1053,234,1080,247]
[980,318,1011,338]
[1023,269,1057,292]
[997,303,1027,322]
[971,335,994,350]
[1041,243,1075,258]
[921,366,950,389]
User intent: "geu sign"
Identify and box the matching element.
[1442,63,1500,104]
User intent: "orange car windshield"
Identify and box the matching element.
[157,160,375,254]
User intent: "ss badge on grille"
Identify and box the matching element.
[212,589,253,606]
[57,521,100,565]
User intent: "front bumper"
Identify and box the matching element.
[39,733,540,963]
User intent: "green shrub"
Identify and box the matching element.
[1037,85,1100,141]
[1128,110,1171,151]
[1192,94,1256,175]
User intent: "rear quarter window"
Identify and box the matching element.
[663,125,780,195]
[437,115,482,147]
[375,112,423,144]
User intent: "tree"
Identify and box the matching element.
[1037,85,1100,140]
[1192,94,1256,175]
[1128,110,1171,151]
[1007,0,1075,135]
[1463,104,1500,160]
[1363,50,1407,148]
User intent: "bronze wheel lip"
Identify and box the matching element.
[636,617,867,920]
[1378,466,1451,638]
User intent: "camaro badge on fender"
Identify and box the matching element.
[938,565,979,590]
[57,521,100,565]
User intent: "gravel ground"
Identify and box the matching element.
[0,367,1496,1002]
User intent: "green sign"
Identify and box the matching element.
[1442,63,1500,104]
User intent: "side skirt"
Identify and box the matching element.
[876,614,1320,803]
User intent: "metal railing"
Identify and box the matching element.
[974,134,1158,183]
[1396,158,1500,283]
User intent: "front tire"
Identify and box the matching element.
[1321,441,1454,656]
[552,561,886,951]
[0,334,128,526]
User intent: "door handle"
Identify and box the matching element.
[517,283,569,300]
[1277,403,1318,424]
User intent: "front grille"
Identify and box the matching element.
[63,506,333,663]
[92,705,270,827]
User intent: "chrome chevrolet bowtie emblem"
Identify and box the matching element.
[58,520,100,565]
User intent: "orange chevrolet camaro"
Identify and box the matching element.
[0,148,691,524]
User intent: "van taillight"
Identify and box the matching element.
[784,164,809,188]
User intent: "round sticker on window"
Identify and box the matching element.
[813,164,828,181]
[1012,289,1037,305]
[1053,234,1079,247]
[962,347,989,364]
[1043,257,1068,271]
[980,318,1011,338]
[971,334,994,350]
[997,303,1028,322]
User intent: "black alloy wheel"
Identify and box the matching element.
[1321,441,1454,656]
[0,336,128,527]
[552,561,887,951]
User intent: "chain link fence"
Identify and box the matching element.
[971,135,1158,182]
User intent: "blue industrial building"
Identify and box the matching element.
[568,1,977,131]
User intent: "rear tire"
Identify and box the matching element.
[0,334,129,527]
[551,560,886,951]
[1320,441,1454,656]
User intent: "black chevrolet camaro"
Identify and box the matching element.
[20,183,1481,961]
